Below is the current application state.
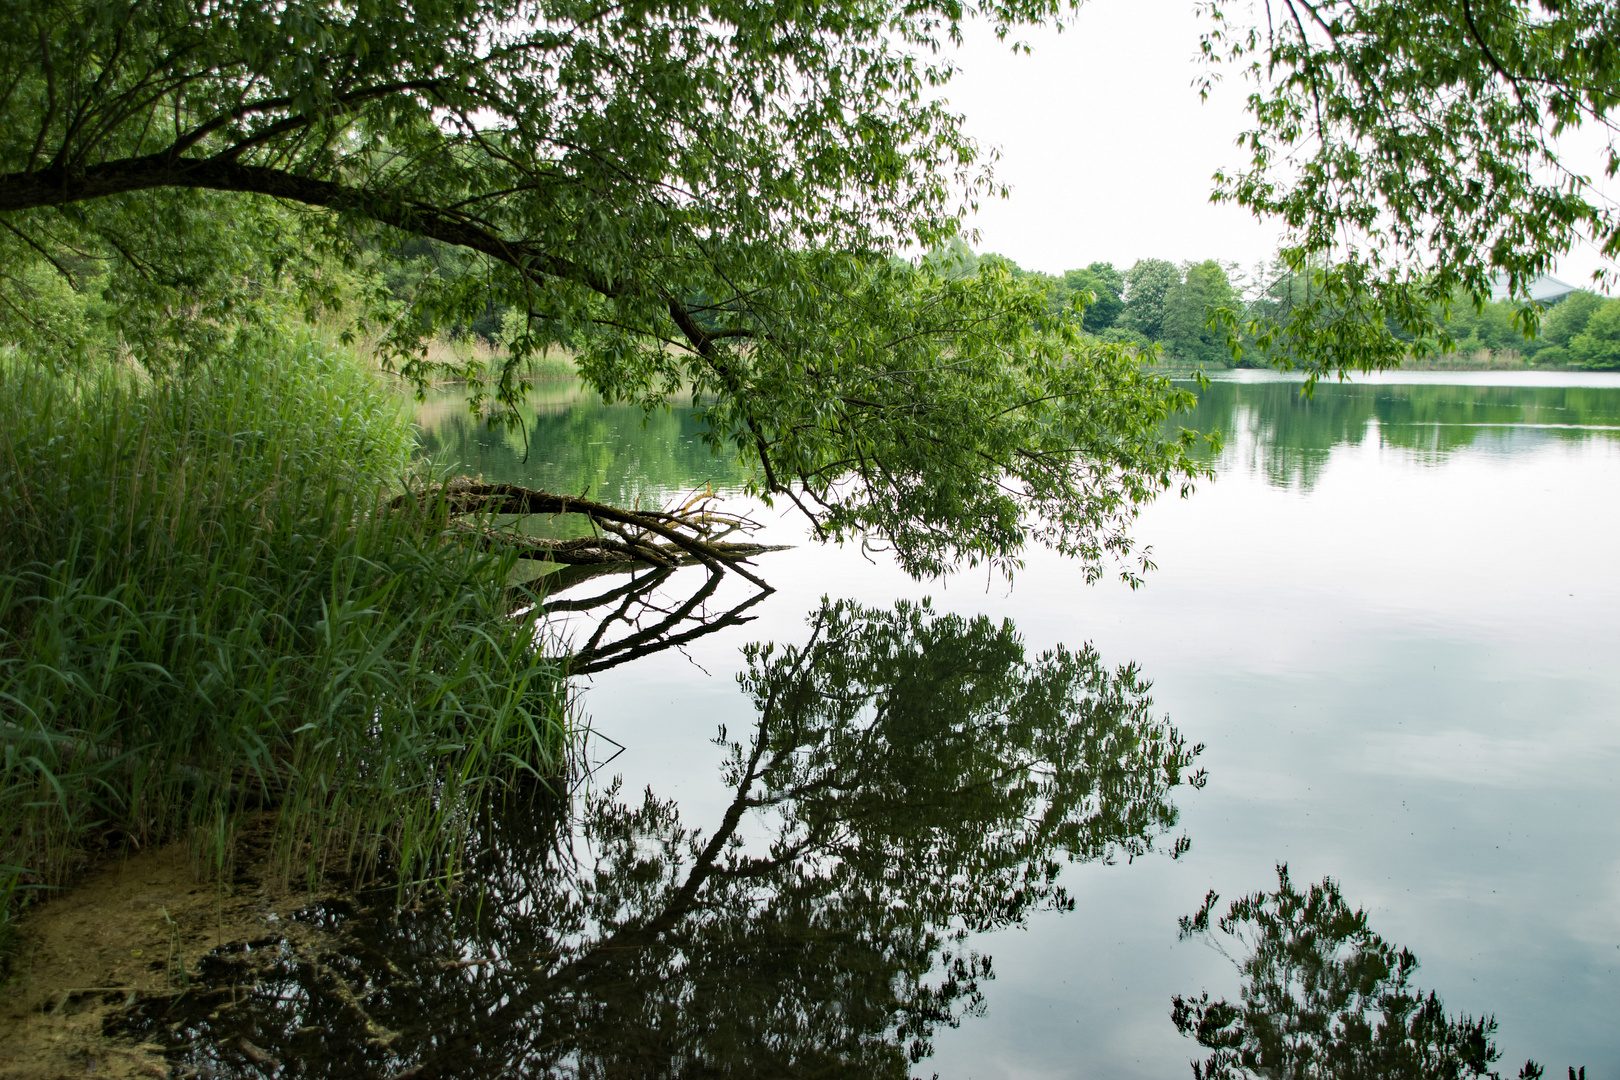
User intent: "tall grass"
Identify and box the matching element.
[0,334,566,946]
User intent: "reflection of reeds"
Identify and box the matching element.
[343,327,581,386]
[411,337,580,383]
[412,377,601,430]
[0,337,568,951]
[413,377,759,515]
[304,313,581,388]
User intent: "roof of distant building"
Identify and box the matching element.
[1489,273,1579,303]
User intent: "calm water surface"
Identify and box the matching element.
[145,372,1620,1077]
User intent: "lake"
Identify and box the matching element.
[139,371,1620,1077]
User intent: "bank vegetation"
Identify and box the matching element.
[0,335,568,956]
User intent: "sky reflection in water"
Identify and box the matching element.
[131,372,1620,1077]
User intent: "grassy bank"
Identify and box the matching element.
[0,336,567,953]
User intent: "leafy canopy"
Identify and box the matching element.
[0,0,1217,580]
[1200,0,1620,377]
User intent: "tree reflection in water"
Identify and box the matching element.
[122,595,1204,1078]
[542,564,772,676]
[1173,867,1579,1080]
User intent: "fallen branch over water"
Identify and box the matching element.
[396,479,786,589]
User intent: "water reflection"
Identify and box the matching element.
[122,599,1202,1078]
[387,376,1620,1077]
[414,378,1620,503]
[1180,380,1620,490]
[545,566,772,676]
[416,383,755,504]
[1172,867,1574,1080]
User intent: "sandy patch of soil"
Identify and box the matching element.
[0,823,318,1079]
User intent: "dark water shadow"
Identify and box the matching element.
[113,598,1204,1078]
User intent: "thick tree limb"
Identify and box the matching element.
[0,155,621,295]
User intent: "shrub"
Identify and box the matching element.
[1570,299,1620,370]
[1539,290,1604,350]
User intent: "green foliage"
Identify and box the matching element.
[0,337,566,915]
[1163,260,1238,368]
[1539,291,1604,350]
[1199,0,1620,378]
[1423,288,1615,366]
[923,239,984,283]
[1100,326,1154,349]
[1123,259,1182,341]
[904,242,1605,371]
[0,0,1210,580]
[1569,299,1620,369]
[681,257,1210,581]
[1070,262,1126,332]
[1173,866,1551,1080]
[0,251,110,367]
[936,256,1127,333]
[1048,258,1239,367]
[0,191,367,372]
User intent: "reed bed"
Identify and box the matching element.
[0,335,567,953]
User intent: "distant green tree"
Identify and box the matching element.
[958,252,1077,322]
[1230,257,1307,367]
[1066,263,1125,332]
[1569,299,1620,370]
[1472,301,1521,353]
[1443,293,1525,356]
[924,239,982,283]
[1542,291,1604,349]
[1162,260,1236,367]
[1122,259,1181,341]
[1529,290,1605,365]
[1023,268,1074,320]
[1099,326,1153,350]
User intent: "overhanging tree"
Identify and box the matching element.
[1200,0,1620,375]
[0,0,1214,581]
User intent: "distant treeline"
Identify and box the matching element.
[1436,287,1620,368]
[925,240,1620,370]
[924,240,1236,368]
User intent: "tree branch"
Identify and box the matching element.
[399,478,781,589]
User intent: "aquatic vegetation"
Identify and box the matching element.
[0,336,567,946]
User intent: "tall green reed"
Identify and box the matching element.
[0,335,566,945]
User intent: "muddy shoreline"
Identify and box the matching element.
[1,822,321,1079]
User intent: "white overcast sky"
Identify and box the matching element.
[939,0,1619,290]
